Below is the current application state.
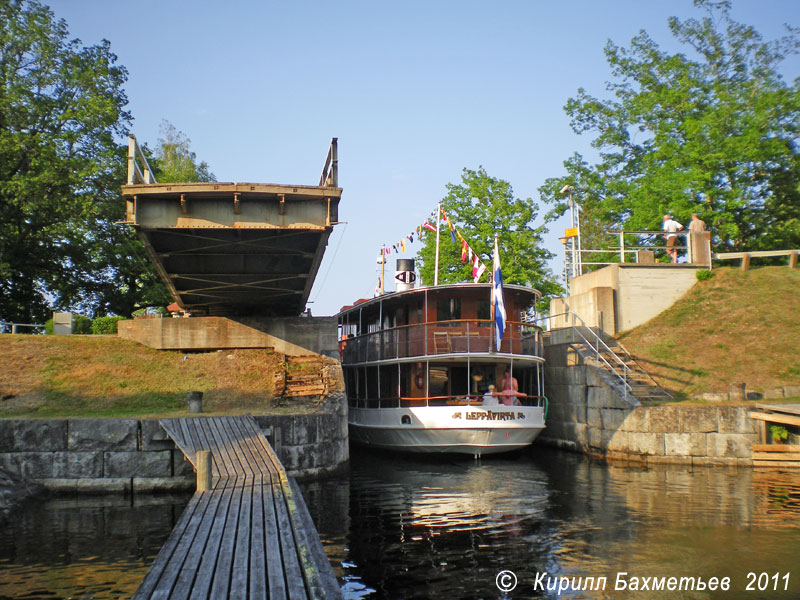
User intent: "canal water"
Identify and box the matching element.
[1,448,799,599]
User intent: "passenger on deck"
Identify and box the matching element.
[482,384,499,406]
[500,369,524,406]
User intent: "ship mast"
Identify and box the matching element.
[434,199,441,286]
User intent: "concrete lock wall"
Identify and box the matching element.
[556,264,700,336]
[118,316,338,358]
[541,340,757,466]
[0,398,348,493]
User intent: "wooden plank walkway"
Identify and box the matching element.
[133,416,341,599]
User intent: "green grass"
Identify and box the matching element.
[619,266,800,397]
[0,335,333,418]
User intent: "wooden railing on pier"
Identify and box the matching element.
[133,415,341,599]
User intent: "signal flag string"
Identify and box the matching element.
[378,206,488,283]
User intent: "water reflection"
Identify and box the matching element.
[0,493,190,600]
[300,449,800,599]
[1,451,798,599]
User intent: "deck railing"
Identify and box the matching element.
[318,138,338,188]
[126,134,157,186]
[349,394,547,409]
[339,319,542,364]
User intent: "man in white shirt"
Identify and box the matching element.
[663,214,684,263]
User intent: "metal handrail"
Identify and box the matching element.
[318,138,338,187]
[574,230,692,265]
[541,310,633,401]
[0,321,45,334]
[350,394,548,409]
[127,134,157,185]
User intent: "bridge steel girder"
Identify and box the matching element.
[121,182,342,317]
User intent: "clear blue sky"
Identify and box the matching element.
[50,1,799,315]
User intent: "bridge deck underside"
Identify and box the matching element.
[123,183,340,316]
[143,227,329,316]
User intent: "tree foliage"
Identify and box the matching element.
[153,120,216,183]
[416,167,561,306]
[0,0,131,322]
[539,0,800,253]
[0,2,217,322]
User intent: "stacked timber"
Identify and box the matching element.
[750,403,800,469]
[274,355,339,398]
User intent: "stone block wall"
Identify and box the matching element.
[541,340,758,466]
[0,396,349,493]
[0,418,195,494]
[255,393,349,479]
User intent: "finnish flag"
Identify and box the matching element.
[492,236,506,351]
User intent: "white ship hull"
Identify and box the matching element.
[348,405,545,455]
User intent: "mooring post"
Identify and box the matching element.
[196,450,212,492]
[187,391,203,413]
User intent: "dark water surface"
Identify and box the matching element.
[1,449,799,599]
[299,448,800,599]
[0,493,192,599]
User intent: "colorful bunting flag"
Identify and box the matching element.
[376,204,489,286]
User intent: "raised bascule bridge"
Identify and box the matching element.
[118,136,342,358]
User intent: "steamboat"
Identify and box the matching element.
[337,259,546,456]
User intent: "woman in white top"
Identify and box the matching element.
[482,384,499,406]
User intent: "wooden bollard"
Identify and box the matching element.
[196,450,212,492]
[789,251,798,270]
[740,253,750,271]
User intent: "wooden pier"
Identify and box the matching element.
[133,416,341,599]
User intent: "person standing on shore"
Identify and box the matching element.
[663,214,684,263]
[689,213,706,233]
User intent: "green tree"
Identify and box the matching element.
[153,120,216,183]
[80,144,173,317]
[0,0,130,322]
[539,0,800,254]
[86,123,216,317]
[417,167,561,307]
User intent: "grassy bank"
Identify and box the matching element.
[618,266,800,397]
[0,335,330,418]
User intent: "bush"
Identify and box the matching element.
[696,269,715,282]
[132,306,168,318]
[92,315,127,335]
[72,314,92,334]
[44,318,54,335]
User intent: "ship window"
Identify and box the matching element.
[345,369,358,406]
[356,368,366,401]
[450,366,468,396]
[429,367,448,398]
[366,366,379,407]
[399,363,411,397]
[477,300,490,324]
[470,365,496,395]
[401,415,412,425]
[379,365,397,400]
[436,298,461,323]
